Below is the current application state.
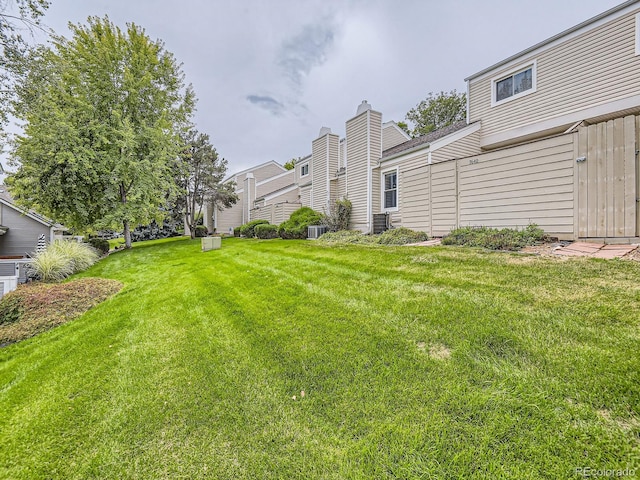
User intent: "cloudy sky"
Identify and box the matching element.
[7,0,625,176]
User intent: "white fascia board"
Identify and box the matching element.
[430,122,481,151]
[255,169,294,187]
[466,1,640,83]
[480,93,640,148]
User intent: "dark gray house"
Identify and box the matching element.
[0,189,66,258]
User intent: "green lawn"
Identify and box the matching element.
[1,237,639,479]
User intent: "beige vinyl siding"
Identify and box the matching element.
[469,9,640,141]
[345,111,370,231]
[252,162,287,182]
[215,197,243,235]
[370,111,383,217]
[256,170,295,198]
[311,134,340,213]
[382,123,409,151]
[339,140,346,169]
[265,187,299,206]
[375,150,429,226]
[300,186,312,207]
[400,165,430,233]
[250,207,272,223]
[311,136,327,212]
[330,174,346,206]
[294,155,311,184]
[458,133,575,237]
[430,161,457,236]
[273,202,302,225]
[431,130,481,163]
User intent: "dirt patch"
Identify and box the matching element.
[416,341,451,359]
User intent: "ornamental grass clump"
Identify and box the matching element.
[29,241,100,282]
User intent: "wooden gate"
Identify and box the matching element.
[576,116,638,239]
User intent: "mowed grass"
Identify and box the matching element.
[1,237,639,479]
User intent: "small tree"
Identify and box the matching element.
[402,90,466,138]
[176,130,236,239]
[322,198,352,232]
[283,158,296,170]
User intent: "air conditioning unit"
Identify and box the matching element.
[307,225,327,239]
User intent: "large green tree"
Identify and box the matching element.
[8,16,195,247]
[401,90,466,138]
[176,129,237,239]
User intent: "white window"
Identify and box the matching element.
[300,163,309,176]
[383,170,397,210]
[491,61,536,106]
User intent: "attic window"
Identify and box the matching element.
[300,163,309,177]
[491,61,537,106]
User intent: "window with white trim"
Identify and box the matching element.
[383,171,397,209]
[492,61,536,106]
[300,163,309,176]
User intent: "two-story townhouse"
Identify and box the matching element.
[211,1,640,242]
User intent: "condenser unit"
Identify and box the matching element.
[307,225,327,239]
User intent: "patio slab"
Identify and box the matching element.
[554,242,637,258]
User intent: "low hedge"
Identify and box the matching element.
[278,207,323,239]
[378,227,429,245]
[239,219,269,238]
[255,224,279,239]
[442,224,548,251]
[318,227,428,246]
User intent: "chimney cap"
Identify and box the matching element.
[356,100,371,115]
[318,126,331,137]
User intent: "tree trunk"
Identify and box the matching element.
[121,183,132,248]
[123,220,132,248]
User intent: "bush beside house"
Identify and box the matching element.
[255,224,279,239]
[239,219,269,238]
[278,207,322,239]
